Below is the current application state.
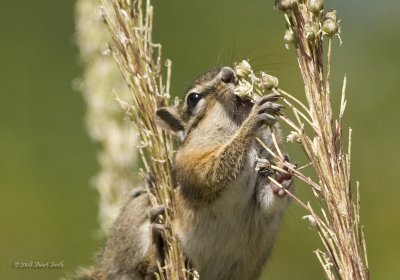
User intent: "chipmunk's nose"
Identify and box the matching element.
[220,67,238,85]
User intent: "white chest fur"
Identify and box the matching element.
[177,142,288,280]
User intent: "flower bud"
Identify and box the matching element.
[234,60,252,79]
[307,0,323,13]
[322,10,339,37]
[304,21,318,41]
[276,0,297,10]
[234,80,254,100]
[259,72,279,91]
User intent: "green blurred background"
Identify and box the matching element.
[1,0,399,279]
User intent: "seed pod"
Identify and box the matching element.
[259,72,279,90]
[322,10,339,36]
[304,21,318,41]
[307,0,323,13]
[234,60,252,79]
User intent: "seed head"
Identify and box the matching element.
[302,215,317,228]
[325,9,337,21]
[234,80,254,100]
[234,60,253,79]
[304,22,318,41]
[284,29,295,45]
[287,131,301,143]
[322,9,339,37]
[259,72,279,90]
[307,0,323,13]
[275,0,297,10]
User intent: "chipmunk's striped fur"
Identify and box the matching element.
[78,67,292,280]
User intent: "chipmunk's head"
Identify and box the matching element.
[156,67,253,142]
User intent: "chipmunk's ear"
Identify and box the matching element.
[156,107,186,141]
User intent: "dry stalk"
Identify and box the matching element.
[271,1,370,279]
[234,1,370,278]
[75,0,137,236]
[98,0,191,279]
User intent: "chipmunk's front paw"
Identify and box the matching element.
[247,93,284,133]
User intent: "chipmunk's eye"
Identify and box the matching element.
[187,92,202,110]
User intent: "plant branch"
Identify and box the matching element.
[99,0,191,278]
[274,1,370,279]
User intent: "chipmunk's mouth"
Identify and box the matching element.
[234,94,253,108]
[234,94,253,117]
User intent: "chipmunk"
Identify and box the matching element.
[78,67,292,280]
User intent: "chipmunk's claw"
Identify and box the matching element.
[262,93,281,102]
[148,205,165,223]
[131,187,146,198]
[152,223,169,233]
[150,206,169,260]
